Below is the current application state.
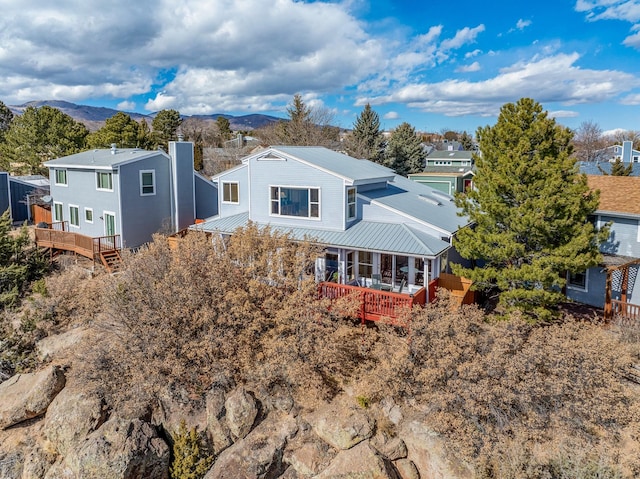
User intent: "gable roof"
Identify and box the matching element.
[247,146,395,185]
[427,150,475,160]
[44,148,161,170]
[587,175,640,216]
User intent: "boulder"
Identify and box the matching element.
[0,365,66,429]
[0,450,23,479]
[206,387,232,455]
[400,420,473,479]
[314,441,397,479]
[372,436,408,461]
[224,386,259,441]
[21,444,54,479]
[394,459,420,479]
[44,384,108,456]
[204,412,298,479]
[36,327,88,362]
[309,403,374,450]
[284,440,335,476]
[152,385,208,438]
[45,417,170,479]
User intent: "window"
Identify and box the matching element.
[54,169,67,186]
[347,187,356,220]
[53,202,63,222]
[414,257,425,286]
[69,205,79,227]
[96,171,113,191]
[140,170,155,196]
[85,208,93,223]
[222,182,239,203]
[434,160,452,166]
[358,251,373,279]
[568,270,588,291]
[270,186,319,218]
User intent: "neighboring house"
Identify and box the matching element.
[0,173,50,223]
[607,140,640,163]
[566,176,640,317]
[43,141,217,249]
[579,162,640,176]
[408,149,475,194]
[578,141,640,177]
[192,146,472,304]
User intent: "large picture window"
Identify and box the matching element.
[96,171,113,191]
[270,186,319,218]
[222,182,239,203]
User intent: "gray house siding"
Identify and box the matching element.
[248,157,345,230]
[9,179,39,222]
[119,158,172,248]
[216,165,249,218]
[0,173,9,218]
[169,142,195,231]
[195,174,218,219]
[566,266,607,308]
[49,168,122,239]
[599,214,640,258]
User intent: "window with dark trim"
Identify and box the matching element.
[55,169,67,186]
[140,170,155,196]
[96,172,113,190]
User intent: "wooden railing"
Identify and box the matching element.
[317,282,426,325]
[34,225,120,260]
[611,300,640,321]
[437,273,475,306]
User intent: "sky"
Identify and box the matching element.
[0,0,639,135]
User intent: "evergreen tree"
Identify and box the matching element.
[170,420,213,479]
[0,106,88,175]
[0,210,48,308]
[137,118,152,149]
[384,122,425,176]
[215,116,233,144]
[86,112,141,149]
[151,109,182,150]
[459,131,475,151]
[452,98,607,320]
[598,158,633,176]
[344,103,384,162]
[0,100,13,144]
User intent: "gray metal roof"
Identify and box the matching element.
[44,148,160,169]
[259,147,395,185]
[361,174,470,234]
[410,166,475,176]
[579,161,640,176]
[427,150,475,159]
[191,212,451,257]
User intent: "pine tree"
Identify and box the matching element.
[151,109,182,150]
[0,100,13,144]
[459,131,475,151]
[384,122,425,176]
[452,98,607,320]
[170,421,213,479]
[86,112,141,149]
[344,103,384,162]
[607,158,633,176]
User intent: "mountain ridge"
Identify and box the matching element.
[7,100,283,131]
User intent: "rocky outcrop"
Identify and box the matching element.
[0,365,66,429]
[206,387,233,455]
[45,417,170,479]
[394,459,420,479]
[284,439,335,476]
[44,384,108,455]
[314,441,397,479]
[204,412,298,479]
[36,327,88,362]
[309,402,375,450]
[225,386,259,441]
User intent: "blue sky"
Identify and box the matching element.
[0,0,639,135]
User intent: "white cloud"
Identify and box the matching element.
[465,49,482,58]
[548,110,579,118]
[516,19,532,30]
[456,62,481,73]
[576,1,640,49]
[620,92,640,104]
[383,111,399,120]
[361,52,640,116]
[117,101,137,111]
[440,25,485,51]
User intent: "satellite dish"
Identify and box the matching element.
[41,195,52,204]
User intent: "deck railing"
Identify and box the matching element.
[34,225,120,260]
[317,282,426,324]
[611,300,640,321]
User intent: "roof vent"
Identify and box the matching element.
[430,190,454,202]
[110,143,117,155]
[418,194,442,206]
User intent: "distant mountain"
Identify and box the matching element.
[7,100,283,132]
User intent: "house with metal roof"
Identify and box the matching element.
[566,175,640,320]
[192,146,472,305]
[408,149,475,194]
[41,141,217,250]
[0,173,50,223]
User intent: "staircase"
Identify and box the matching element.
[99,250,122,273]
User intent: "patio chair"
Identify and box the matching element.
[371,274,382,290]
[396,278,406,294]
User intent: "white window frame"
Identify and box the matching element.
[54,169,68,186]
[270,185,320,219]
[69,204,80,228]
[139,169,156,196]
[567,269,589,292]
[84,207,93,224]
[53,202,64,222]
[103,211,117,236]
[96,171,113,191]
[347,187,356,220]
[222,181,239,204]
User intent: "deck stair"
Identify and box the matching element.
[99,250,122,273]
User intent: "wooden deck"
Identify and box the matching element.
[34,222,122,271]
[610,299,640,321]
[317,282,427,325]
